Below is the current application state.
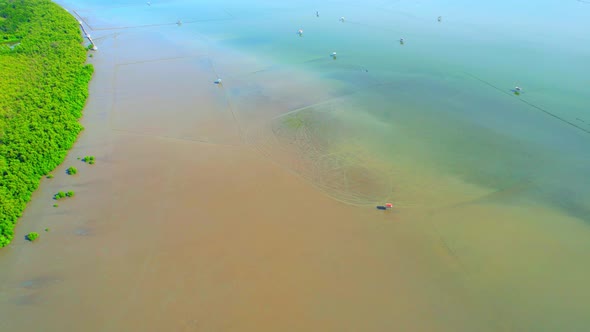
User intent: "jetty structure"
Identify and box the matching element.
[78,20,97,50]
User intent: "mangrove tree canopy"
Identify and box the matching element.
[0,0,93,246]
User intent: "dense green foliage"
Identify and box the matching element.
[0,0,93,247]
[54,192,66,200]
[26,232,38,241]
[82,155,95,164]
[66,166,77,174]
[54,190,74,200]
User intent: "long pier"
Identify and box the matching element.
[76,17,97,50]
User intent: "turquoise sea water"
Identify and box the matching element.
[54,0,590,329]
[67,0,590,214]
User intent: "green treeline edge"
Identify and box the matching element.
[0,0,94,247]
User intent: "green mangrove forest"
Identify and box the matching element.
[0,0,93,247]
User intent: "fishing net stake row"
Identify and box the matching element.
[464,72,590,135]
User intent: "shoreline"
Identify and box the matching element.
[0,0,93,247]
